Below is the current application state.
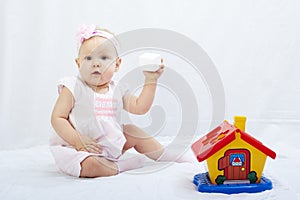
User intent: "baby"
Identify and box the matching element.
[50,24,190,178]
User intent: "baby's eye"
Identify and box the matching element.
[101,56,109,60]
[85,56,92,61]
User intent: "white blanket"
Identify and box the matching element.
[0,142,298,200]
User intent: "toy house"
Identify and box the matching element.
[191,116,276,194]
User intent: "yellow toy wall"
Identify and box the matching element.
[206,132,267,184]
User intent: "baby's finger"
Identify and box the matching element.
[157,66,164,73]
[85,145,100,154]
[90,143,103,154]
[93,142,103,151]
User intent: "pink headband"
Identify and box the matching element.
[76,24,120,54]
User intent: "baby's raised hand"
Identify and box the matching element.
[75,135,102,154]
[143,58,165,82]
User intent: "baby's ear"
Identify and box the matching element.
[75,58,80,69]
[115,57,122,72]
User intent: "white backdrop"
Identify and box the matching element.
[0,0,299,150]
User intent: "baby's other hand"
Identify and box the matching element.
[143,58,165,82]
[75,135,103,154]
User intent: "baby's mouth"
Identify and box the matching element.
[92,71,101,75]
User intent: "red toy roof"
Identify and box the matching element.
[191,121,276,162]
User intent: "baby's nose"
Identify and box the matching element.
[92,60,102,68]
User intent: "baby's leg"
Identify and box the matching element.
[123,124,196,163]
[123,124,164,160]
[80,155,146,177]
[116,155,147,172]
[80,156,118,178]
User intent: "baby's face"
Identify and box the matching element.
[76,36,119,88]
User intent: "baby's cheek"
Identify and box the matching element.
[104,64,115,73]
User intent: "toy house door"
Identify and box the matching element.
[218,149,250,180]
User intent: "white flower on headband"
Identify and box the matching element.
[76,24,97,44]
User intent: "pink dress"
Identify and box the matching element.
[50,76,129,177]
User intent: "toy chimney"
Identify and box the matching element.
[234,116,247,131]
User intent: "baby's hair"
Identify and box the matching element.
[95,26,121,48]
[95,26,115,36]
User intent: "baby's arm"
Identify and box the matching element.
[123,62,164,115]
[51,87,102,153]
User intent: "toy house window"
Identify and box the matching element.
[230,154,245,166]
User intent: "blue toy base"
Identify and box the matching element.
[193,172,273,194]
